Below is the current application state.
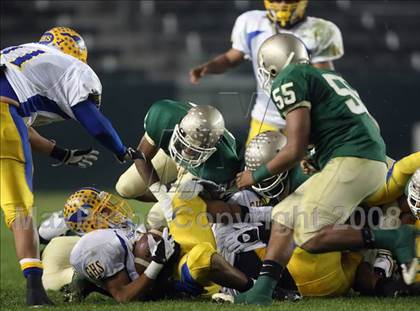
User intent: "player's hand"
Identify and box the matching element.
[236,170,254,190]
[198,179,226,200]
[149,182,173,222]
[224,226,260,253]
[300,156,317,175]
[117,147,144,163]
[189,65,208,84]
[150,228,175,264]
[177,179,204,200]
[52,147,99,168]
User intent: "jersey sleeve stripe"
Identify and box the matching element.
[282,100,311,117]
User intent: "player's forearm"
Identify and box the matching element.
[72,100,126,158]
[267,145,305,176]
[28,127,55,155]
[201,53,242,74]
[112,274,154,303]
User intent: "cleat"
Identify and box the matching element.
[212,293,234,303]
[27,275,54,307]
[373,249,396,278]
[234,289,273,306]
[399,228,420,285]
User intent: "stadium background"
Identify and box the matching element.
[1,0,420,192]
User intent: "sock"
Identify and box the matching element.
[260,260,283,280]
[367,228,397,250]
[20,258,43,279]
[252,260,283,294]
[371,227,416,263]
[240,277,254,293]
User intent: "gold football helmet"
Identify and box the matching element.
[39,26,88,63]
[264,0,308,28]
[169,105,225,168]
[63,187,134,235]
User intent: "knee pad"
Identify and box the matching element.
[115,163,147,198]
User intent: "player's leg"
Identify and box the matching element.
[174,243,253,297]
[42,236,81,291]
[209,252,253,293]
[0,103,52,306]
[246,118,280,145]
[235,221,294,305]
[115,149,178,201]
[365,151,420,206]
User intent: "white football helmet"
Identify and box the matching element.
[407,169,420,219]
[245,131,289,200]
[257,33,309,95]
[169,105,225,168]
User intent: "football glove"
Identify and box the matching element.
[177,178,226,201]
[144,228,176,280]
[149,182,173,222]
[224,225,261,253]
[51,145,99,168]
[117,147,145,163]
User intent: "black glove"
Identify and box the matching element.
[150,228,175,264]
[197,179,226,200]
[117,147,144,163]
[51,145,99,168]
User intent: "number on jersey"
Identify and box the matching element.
[322,73,368,115]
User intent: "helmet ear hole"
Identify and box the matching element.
[269,67,277,76]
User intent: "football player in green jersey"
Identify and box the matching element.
[116,100,242,204]
[234,34,419,305]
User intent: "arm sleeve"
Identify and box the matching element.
[231,13,251,58]
[311,21,344,64]
[71,99,126,157]
[270,67,311,118]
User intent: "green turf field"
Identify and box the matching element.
[1,192,419,310]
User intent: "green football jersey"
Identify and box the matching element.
[270,64,386,169]
[144,99,242,185]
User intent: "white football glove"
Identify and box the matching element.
[224,225,261,253]
[149,182,173,222]
[52,147,99,168]
[177,179,204,200]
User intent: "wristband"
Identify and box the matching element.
[251,164,272,183]
[50,144,69,161]
[144,261,163,280]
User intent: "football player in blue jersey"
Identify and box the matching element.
[0,27,139,306]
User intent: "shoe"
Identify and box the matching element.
[27,274,54,307]
[234,289,273,306]
[212,293,234,303]
[393,225,419,285]
[373,249,396,278]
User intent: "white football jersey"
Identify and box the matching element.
[1,43,101,126]
[231,11,344,127]
[70,228,139,285]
